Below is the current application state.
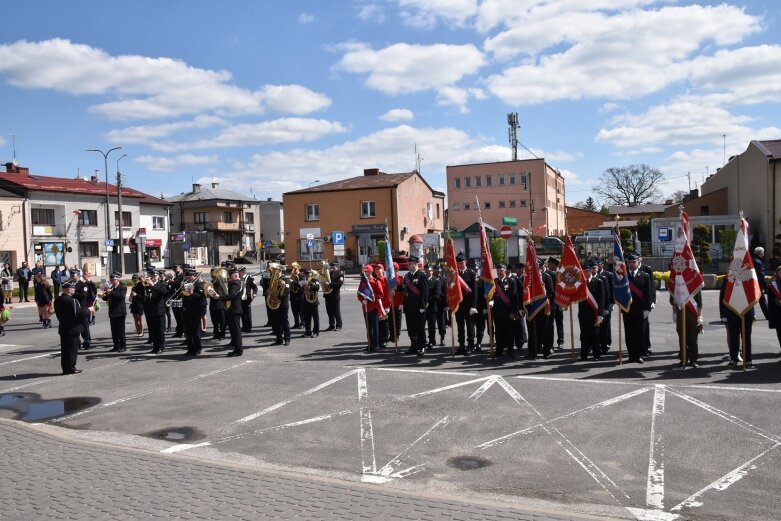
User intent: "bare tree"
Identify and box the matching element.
[669,189,688,204]
[593,164,664,206]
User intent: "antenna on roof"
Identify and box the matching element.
[414,143,423,173]
[507,113,519,161]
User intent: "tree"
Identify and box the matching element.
[490,237,507,265]
[574,197,598,212]
[692,224,712,265]
[593,164,664,206]
[636,218,651,243]
[669,190,688,205]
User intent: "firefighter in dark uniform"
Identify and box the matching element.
[239,267,257,332]
[289,264,304,329]
[492,264,519,357]
[103,271,128,352]
[181,268,206,357]
[473,260,487,352]
[224,268,244,356]
[596,259,614,354]
[546,257,565,349]
[54,280,92,374]
[403,255,429,356]
[578,261,605,360]
[267,265,291,346]
[70,269,95,350]
[526,259,555,359]
[540,259,557,355]
[510,264,528,353]
[454,253,478,354]
[169,265,185,337]
[623,252,653,363]
[432,265,447,346]
[208,267,226,340]
[424,264,442,349]
[324,262,344,331]
[636,252,656,357]
[142,269,168,354]
[301,269,321,337]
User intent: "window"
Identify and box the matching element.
[700,205,709,216]
[475,176,481,187]
[152,216,166,230]
[484,202,491,209]
[194,212,208,224]
[465,177,471,188]
[361,201,376,218]
[222,211,233,223]
[509,175,516,185]
[499,175,505,186]
[31,208,55,225]
[486,176,492,186]
[520,174,527,188]
[464,203,471,210]
[520,200,527,207]
[298,238,323,261]
[78,210,98,227]
[455,178,461,189]
[114,211,132,227]
[305,204,319,221]
[509,200,516,208]
[452,203,461,211]
[80,241,99,257]
[244,212,254,224]
[436,203,441,219]
[498,201,505,209]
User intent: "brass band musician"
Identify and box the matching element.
[102,271,128,352]
[181,268,206,358]
[142,268,168,355]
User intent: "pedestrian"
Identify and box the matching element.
[403,255,428,356]
[622,253,652,364]
[16,261,31,302]
[50,264,67,296]
[224,267,244,357]
[374,264,391,348]
[752,246,768,320]
[324,262,344,331]
[766,265,781,358]
[635,252,656,357]
[719,273,754,367]
[454,253,477,354]
[54,280,92,375]
[33,273,54,329]
[207,267,226,341]
[1,263,13,304]
[129,273,145,337]
[239,266,257,332]
[102,272,127,352]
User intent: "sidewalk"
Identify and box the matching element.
[0,419,621,521]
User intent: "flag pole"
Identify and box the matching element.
[615,214,624,365]
[391,305,398,353]
[569,307,576,360]
[363,303,371,352]
[476,194,495,357]
[741,316,747,371]
[451,310,456,358]
[681,304,687,367]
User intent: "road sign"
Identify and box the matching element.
[306,233,314,241]
[263,240,273,248]
[333,244,345,253]
[502,216,518,226]
[332,230,345,245]
[500,226,513,239]
[182,241,191,252]
[104,239,114,247]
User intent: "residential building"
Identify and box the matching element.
[166,182,260,266]
[0,162,171,276]
[566,206,608,236]
[283,168,445,267]
[446,159,567,238]
[259,198,284,254]
[0,189,26,269]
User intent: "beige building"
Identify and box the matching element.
[446,159,566,237]
[0,191,26,268]
[283,168,445,267]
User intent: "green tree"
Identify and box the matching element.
[620,228,633,253]
[377,240,388,263]
[718,228,736,257]
[575,197,598,212]
[692,224,712,264]
[490,237,507,265]
[636,218,651,243]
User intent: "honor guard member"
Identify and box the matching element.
[181,268,206,357]
[390,262,405,344]
[454,253,478,354]
[540,259,557,356]
[207,267,226,340]
[635,252,656,357]
[103,272,128,352]
[239,267,257,332]
[169,265,185,337]
[492,264,519,358]
[547,257,565,349]
[432,265,447,346]
[402,256,429,356]
[596,259,614,354]
[424,264,442,349]
[70,269,95,350]
[267,264,291,346]
[510,264,528,353]
[374,264,392,348]
[472,260,487,352]
[54,280,93,374]
[623,252,653,363]
[578,261,606,361]
[671,282,703,368]
[324,262,344,331]
[301,269,321,337]
[719,270,754,367]
[224,268,245,356]
[526,259,555,359]
[142,269,168,354]
[289,263,304,329]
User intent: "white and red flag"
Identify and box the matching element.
[668,211,704,316]
[722,216,761,316]
[554,237,587,308]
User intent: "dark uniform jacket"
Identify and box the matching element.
[143,281,168,317]
[54,293,88,336]
[325,270,344,297]
[427,275,442,312]
[104,283,128,318]
[492,276,518,318]
[403,271,429,311]
[222,278,244,315]
[458,268,478,311]
[579,276,606,319]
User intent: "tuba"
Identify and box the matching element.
[289,262,302,295]
[265,262,286,310]
[319,259,332,295]
[210,266,231,310]
[304,270,320,304]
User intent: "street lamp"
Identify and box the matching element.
[308,180,320,188]
[87,146,122,275]
[116,153,128,275]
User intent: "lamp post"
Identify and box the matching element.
[87,146,122,275]
[308,180,320,188]
[116,153,128,275]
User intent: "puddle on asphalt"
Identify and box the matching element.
[144,426,205,442]
[447,455,492,471]
[0,392,100,422]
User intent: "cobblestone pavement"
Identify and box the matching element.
[0,419,619,521]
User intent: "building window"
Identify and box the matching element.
[464,203,471,210]
[484,201,491,209]
[452,203,461,211]
[152,216,166,230]
[520,200,527,207]
[244,212,254,224]
[700,205,709,216]
[486,176,492,186]
[194,212,208,224]
[509,200,516,208]
[436,203,441,219]
[498,201,505,209]
[455,178,461,189]
[298,238,323,261]
[80,241,99,257]
[499,175,505,186]
[465,177,471,188]
[509,175,516,185]
[31,208,55,226]
[305,204,319,221]
[222,211,234,223]
[475,176,481,187]
[521,174,527,187]
[78,210,98,227]
[114,211,132,227]
[361,201,376,218]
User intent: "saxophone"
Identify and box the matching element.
[265,262,286,310]
[319,259,332,295]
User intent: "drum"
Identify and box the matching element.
[170,299,183,308]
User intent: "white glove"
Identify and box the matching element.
[720,317,727,323]
[651,302,656,310]
[469,307,477,316]
[642,310,649,319]
[419,308,426,314]
[697,316,704,325]
[488,300,494,308]
[184,283,194,292]
[596,316,603,325]
[482,309,488,315]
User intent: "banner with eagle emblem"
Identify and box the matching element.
[554,236,587,307]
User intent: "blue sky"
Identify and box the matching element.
[0,0,779,205]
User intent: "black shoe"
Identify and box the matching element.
[227,351,242,357]
[406,348,417,354]
[149,349,160,355]
[312,333,319,337]
[335,326,342,331]
[325,325,336,331]
[109,347,120,352]
[283,340,290,346]
[63,369,83,375]
[272,339,283,345]
[507,350,516,358]
[118,348,127,353]
[637,357,645,364]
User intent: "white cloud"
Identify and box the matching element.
[356,3,386,24]
[298,12,315,24]
[105,115,226,145]
[335,42,485,95]
[135,154,219,172]
[379,109,414,122]
[258,84,331,114]
[436,86,470,112]
[397,0,477,28]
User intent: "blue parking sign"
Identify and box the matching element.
[332,231,345,245]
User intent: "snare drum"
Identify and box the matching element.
[170,299,183,308]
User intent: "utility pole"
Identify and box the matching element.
[87,146,122,275]
[116,154,128,275]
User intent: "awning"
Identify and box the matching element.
[145,239,162,247]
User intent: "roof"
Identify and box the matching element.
[166,185,259,204]
[0,168,170,205]
[754,139,781,158]
[608,204,670,215]
[599,220,638,228]
[284,170,445,197]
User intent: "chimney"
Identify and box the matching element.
[363,168,380,176]
[664,199,673,205]
[4,162,29,174]
[211,182,219,188]
[193,183,201,193]
[267,197,272,201]
[90,175,99,184]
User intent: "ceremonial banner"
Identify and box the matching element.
[668,211,704,316]
[480,222,496,302]
[723,216,761,316]
[384,231,396,291]
[554,236,587,307]
[357,272,375,303]
[444,238,463,314]
[523,240,549,319]
[611,229,632,312]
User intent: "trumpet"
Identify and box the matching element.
[99,282,115,301]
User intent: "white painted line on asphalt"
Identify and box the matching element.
[670,442,781,512]
[372,367,480,377]
[371,416,451,480]
[512,374,645,387]
[646,385,666,510]
[0,353,56,366]
[409,376,492,398]
[468,375,498,400]
[672,383,781,394]
[162,442,212,453]
[666,387,781,444]
[626,507,679,521]
[358,368,377,475]
[0,359,131,393]
[50,360,254,423]
[218,368,361,431]
[209,410,356,446]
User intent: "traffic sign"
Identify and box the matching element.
[332,230,345,245]
[182,241,191,252]
[104,239,114,247]
[499,226,513,239]
[263,239,273,248]
[306,233,314,241]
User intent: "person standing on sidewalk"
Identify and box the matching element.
[1,263,13,304]
[54,280,92,374]
[766,265,781,358]
[16,261,31,302]
[33,273,54,329]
